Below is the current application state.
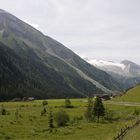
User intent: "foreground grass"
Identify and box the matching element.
[0,99,139,140]
[123,123,140,140]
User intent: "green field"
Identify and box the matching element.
[123,124,140,140]
[0,98,139,140]
[113,85,140,103]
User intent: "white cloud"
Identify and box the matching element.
[0,0,140,64]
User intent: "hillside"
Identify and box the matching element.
[86,59,140,77]
[113,85,140,102]
[86,58,140,90]
[0,9,123,100]
[0,42,92,100]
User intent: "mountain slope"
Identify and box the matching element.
[0,9,122,100]
[113,85,140,102]
[86,58,140,90]
[121,60,140,77]
[86,59,140,77]
[0,42,99,100]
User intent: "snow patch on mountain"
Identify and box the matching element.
[86,58,125,70]
[84,58,140,77]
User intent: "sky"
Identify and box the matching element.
[0,0,140,64]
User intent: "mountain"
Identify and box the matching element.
[86,59,125,76]
[121,60,140,77]
[86,58,140,89]
[0,9,122,100]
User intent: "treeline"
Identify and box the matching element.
[0,42,97,101]
[0,42,76,100]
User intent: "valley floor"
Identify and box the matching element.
[0,99,139,140]
[123,123,140,140]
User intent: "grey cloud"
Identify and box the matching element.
[0,0,140,64]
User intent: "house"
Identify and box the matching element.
[94,94,111,101]
[27,97,35,101]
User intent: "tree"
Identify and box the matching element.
[85,97,94,121]
[41,107,47,116]
[54,110,69,127]
[15,108,20,120]
[1,105,7,115]
[42,100,48,106]
[93,96,105,123]
[48,109,54,129]
[64,98,73,108]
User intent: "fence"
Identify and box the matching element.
[113,120,140,140]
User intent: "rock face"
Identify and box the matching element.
[121,60,140,77]
[86,58,140,90]
[0,9,122,100]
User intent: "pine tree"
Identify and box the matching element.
[93,96,105,123]
[85,97,94,121]
[64,98,73,108]
[48,109,54,130]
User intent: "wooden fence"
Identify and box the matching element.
[113,120,140,140]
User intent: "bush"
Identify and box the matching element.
[84,97,94,121]
[64,98,73,108]
[15,108,22,120]
[1,105,9,115]
[104,109,115,122]
[70,116,83,125]
[42,100,48,106]
[54,110,69,127]
[93,96,105,123]
[48,109,54,129]
[41,108,47,116]
[133,108,140,116]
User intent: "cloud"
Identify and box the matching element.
[0,0,140,64]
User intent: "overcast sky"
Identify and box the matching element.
[0,0,140,64]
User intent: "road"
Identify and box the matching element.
[105,101,140,107]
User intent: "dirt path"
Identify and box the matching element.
[105,101,140,107]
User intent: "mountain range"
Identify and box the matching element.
[0,9,123,101]
[85,58,140,89]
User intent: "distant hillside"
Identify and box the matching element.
[85,58,140,90]
[86,59,140,77]
[0,9,123,100]
[113,85,140,102]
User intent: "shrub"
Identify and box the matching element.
[104,109,115,122]
[54,110,69,127]
[64,98,73,108]
[133,108,140,116]
[41,108,47,116]
[15,108,22,120]
[48,109,54,129]
[84,97,94,121]
[70,116,83,125]
[1,105,8,115]
[93,96,105,123]
[42,100,48,106]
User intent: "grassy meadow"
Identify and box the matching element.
[113,85,140,102]
[123,123,140,140]
[0,98,139,140]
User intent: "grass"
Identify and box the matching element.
[123,123,140,140]
[0,98,139,140]
[113,85,140,103]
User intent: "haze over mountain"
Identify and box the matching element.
[86,58,140,77]
[86,58,140,89]
[0,9,123,100]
